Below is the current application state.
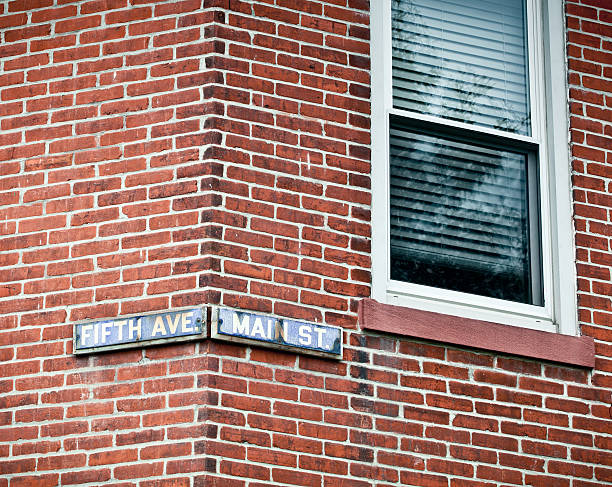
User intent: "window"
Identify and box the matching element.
[371,0,577,334]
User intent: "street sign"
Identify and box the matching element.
[73,307,207,354]
[211,307,342,359]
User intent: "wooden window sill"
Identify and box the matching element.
[358,299,595,368]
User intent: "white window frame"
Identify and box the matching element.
[370,0,577,335]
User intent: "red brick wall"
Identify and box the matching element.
[0,1,610,486]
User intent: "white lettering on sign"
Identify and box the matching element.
[314,327,326,347]
[152,311,195,337]
[152,316,166,337]
[298,325,312,346]
[129,318,141,340]
[181,311,194,332]
[116,320,127,340]
[233,313,250,335]
[101,322,112,344]
[231,312,279,340]
[167,313,180,334]
[81,324,93,343]
[251,318,266,338]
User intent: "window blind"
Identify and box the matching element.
[391,0,531,135]
[389,119,541,305]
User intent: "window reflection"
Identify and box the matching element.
[391,0,531,135]
[389,123,542,305]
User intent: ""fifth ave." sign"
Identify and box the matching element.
[74,307,206,354]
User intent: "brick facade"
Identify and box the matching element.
[0,0,611,486]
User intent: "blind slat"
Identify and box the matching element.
[391,0,531,135]
[389,123,533,300]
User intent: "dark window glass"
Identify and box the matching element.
[389,119,542,305]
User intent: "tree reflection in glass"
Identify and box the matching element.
[391,0,531,135]
[389,123,540,304]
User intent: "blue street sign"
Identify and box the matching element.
[211,307,342,358]
[74,307,206,354]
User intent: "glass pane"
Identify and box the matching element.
[392,0,531,135]
[389,121,542,305]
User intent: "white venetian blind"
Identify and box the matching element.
[388,119,539,304]
[391,0,531,135]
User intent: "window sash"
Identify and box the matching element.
[388,115,543,306]
[391,0,532,136]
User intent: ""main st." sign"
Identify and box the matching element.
[211,307,342,358]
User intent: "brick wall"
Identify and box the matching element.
[0,1,610,486]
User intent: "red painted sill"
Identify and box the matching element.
[358,299,595,368]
